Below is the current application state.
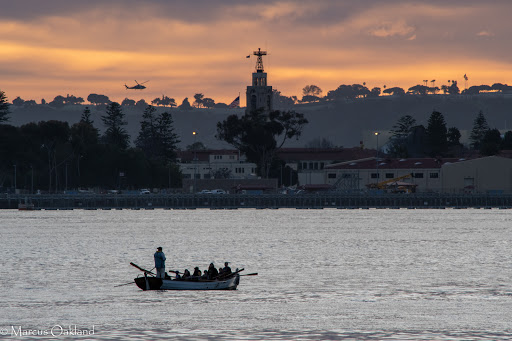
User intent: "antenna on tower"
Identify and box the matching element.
[253,48,267,72]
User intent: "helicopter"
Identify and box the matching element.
[125,80,149,90]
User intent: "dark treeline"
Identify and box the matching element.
[10,79,512,111]
[386,110,512,158]
[1,91,182,193]
[1,89,310,192]
[273,81,512,107]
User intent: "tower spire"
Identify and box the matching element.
[253,48,267,73]
[246,47,273,113]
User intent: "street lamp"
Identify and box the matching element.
[374,132,380,183]
[374,132,380,158]
[192,131,197,161]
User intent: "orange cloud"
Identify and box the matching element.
[1,1,512,106]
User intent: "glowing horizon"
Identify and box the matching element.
[2,1,511,106]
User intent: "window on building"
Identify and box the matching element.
[194,174,201,179]
[203,174,211,179]
[214,155,222,160]
[371,173,379,179]
[229,155,235,159]
[314,162,319,170]
[414,173,424,178]
[429,172,439,178]
[342,173,352,178]
[328,173,336,179]
[320,162,325,169]
[309,162,314,170]
[385,173,394,179]
[183,174,191,179]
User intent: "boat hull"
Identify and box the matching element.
[134,275,240,290]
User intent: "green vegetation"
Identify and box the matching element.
[387,110,511,158]
[216,109,308,178]
[0,93,182,193]
[0,90,10,123]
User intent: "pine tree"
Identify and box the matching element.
[0,90,10,123]
[388,115,417,157]
[136,106,180,162]
[81,106,94,125]
[480,128,502,156]
[470,111,489,150]
[101,102,129,149]
[156,111,180,161]
[425,111,448,156]
[135,105,158,159]
[390,115,416,138]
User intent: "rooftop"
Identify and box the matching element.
[325,157,467,170]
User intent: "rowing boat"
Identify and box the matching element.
[130,262,243,290]
[134,273,240,290]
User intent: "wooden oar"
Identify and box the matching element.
[114,281,135,287]
[130,262,155,275]
[239,273,258,276]
[216,268,245,280]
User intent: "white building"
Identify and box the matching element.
[177,150,258,181]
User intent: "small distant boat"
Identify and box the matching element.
[18,202,35,210]
[130,262,255,291]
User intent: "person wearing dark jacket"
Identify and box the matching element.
[208,263,218,279]
[222,262,232,275]
[154,247,166,278]
[193,267,202,277]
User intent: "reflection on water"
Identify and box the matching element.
[1,208,512,340]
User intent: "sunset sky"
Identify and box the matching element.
[1,0,511,106]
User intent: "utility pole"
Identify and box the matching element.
[13,164,17,193]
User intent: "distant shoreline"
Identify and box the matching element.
[3,193,512,210]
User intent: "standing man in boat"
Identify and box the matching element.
[154,247,166,278]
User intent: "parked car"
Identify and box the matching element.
[139,189,151,195]
[211,189,226,194]
[197,190,212,194]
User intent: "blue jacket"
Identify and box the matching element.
[154,251,166,268]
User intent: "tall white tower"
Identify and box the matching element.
[246,48,273,113]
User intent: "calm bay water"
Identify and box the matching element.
[1,208,512,340]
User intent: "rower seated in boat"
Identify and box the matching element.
[183,269,191,279]
[223,262,232,275]
[208,263,218,279]
[193,267,202,277]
